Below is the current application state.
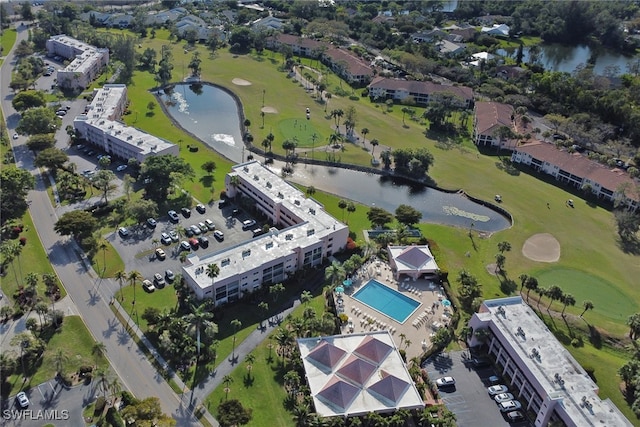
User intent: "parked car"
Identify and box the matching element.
[499,400,522,413]
[470,357,491,368]
[252,228,263,237]
[242,219,257,230]
[494,393,515,403]
[196,203,206,214]
[13,133,19,140]
[147,218,157,228]
[86,150,96,156]
[218,199,228,208]
[506,411,525,422]
[488,385,509,396]
[190,225,202,235]
[188,237,199,248]
[160,233,171,245]
[214,230,224,240]
[169,230,179,242]
[198,222,208,233]
[15,392,29,408]
[435,377,456,388]
[153,272,166,288]
[181,207,191,218]
[142,279,155,292]
[168,210,179,222]
[232,208,240,216]
[116,164,127,172]
[165,270,175,282]
[198,236,209,247]
[118,227,130,238]
[155,248,166,260]
[185,227,194,237]
[204,219,215,230]
[179,241,191,252]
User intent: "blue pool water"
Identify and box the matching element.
[352,280,420,323]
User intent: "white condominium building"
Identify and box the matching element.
[182,161,349,304]
[73,84,178,162]
[46,35,109,90]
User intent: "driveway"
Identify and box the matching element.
[422,351,532,427]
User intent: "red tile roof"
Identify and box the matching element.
[325,47,373,77]
[515,142,638,201]
[475,101,513,135]
[369,77,473,102]
[273,33,324,51]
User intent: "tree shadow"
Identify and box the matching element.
[617,235,640,255]
[588,324,602,349]
[243,374,254,388]
[199,175,214,188]
[499,277,517,294]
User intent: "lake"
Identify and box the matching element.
[162,83,511,233]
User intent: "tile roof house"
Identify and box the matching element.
[481,23,511,37]
[265,33,325,58]
[436,39,466,56]
[512,142,639,210]
[298,332,424,418]
[473,101,516,149]
[323,48,374,87]
[368,77,474,108]
[251,16,285,31]
[449,27,478,42]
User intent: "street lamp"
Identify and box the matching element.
[262,89,265,107]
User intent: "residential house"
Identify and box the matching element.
[266,33,325,58]
[181,161,349,303]
[469,297,633,427]
[46,35,109,91]
[449,27,477,42]
[145,8,187,26]
[73,84,178,163]
[368,77,474,108]
[251,16,285,31]
[469,51,496,67]
[323,47,374,87]
[411,29,448,43]
[473,101,515,149]
[481,23,511,37]
[436,39,466,56]
[511,142,639,211]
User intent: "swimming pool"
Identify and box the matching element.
[352,280,420,323]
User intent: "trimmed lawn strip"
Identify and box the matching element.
[1,29,18,63]
[90,241,125,279]
[1,212,64,302]
[8,316,109,395]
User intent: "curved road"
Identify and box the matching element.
[1,26,204,426]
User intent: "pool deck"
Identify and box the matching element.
[337,259,452,361]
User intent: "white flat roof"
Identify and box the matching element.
[298,332,424,417]
[478,297,632,426]
[48,35,107,74]
[88,85,127,119]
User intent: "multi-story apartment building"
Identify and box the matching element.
[473,101,516,149]
[73,84,178,162]
[469,297,632,427]
[46,35,109,90]
[182,161,349,303]
[367,77,474,108]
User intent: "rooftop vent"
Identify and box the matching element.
[266,242,273,250]
[266,181,272,188]
[242,249,251,258]
[221,258,231,267]
[277,192,284,199]
[294,200,300,205]
[307,229,315,236]
[309,208,316,215]
[254,174,259,181]
[285,233,293,241]
[243,166,249,172]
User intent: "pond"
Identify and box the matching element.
[162,83,511,233]
[497,43,638,76]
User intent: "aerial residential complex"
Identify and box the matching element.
[182,161,349,303]
[367,76,474,108]
[73,84,178,162]
[45,35,109,90]
[469,297,633,427]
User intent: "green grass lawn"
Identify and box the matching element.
[90,242,125,279]
[0,28,18,65]
[7,316,109,395]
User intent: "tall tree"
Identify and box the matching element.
[580,300,594,318]
[186,301,217,359]
[54,211,98,240]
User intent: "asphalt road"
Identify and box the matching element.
[1,26,202,426]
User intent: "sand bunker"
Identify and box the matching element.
[522,233,560,262]
[232,78,252,86]
[261,106,278,113]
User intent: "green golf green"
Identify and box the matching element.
[277,118,325,148]
[536,268,638,322]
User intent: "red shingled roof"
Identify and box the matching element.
[475,101,513,135]
[369,77,473,102]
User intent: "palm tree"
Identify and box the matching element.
[186,301,217,359]
[275,327,293,365]
[535,287,547,311]
[324,261,345,288]
[231,319,242,360]
[338,199,347,221]
[35,302,49,326]
[518,274,528,295]
[205,263,219,287]
[497,241,512,253]
[229,175,241,198]
[258,301,269,328]
[114,270,126,301]
[346,202,356,224]
[108,377,121,405]
[126,270,142,313]
[244,352,256,380]
[222,374,233,400]
[25,272,39,297]
[324,93,331,113]
[327,132,342,149]
[92,341,107,367]
[546,285,563,311]
[95,367,110,398]
[53,349,68,375]
[360,128,369,146]
[300,290,312,306]
[580,300,594,318]
[561,293,576,317]
[269,282,285,303]
[370,139,379,157]
[524,276,539,302]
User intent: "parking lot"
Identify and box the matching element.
[109,201,262,285]
[422,351,532,427]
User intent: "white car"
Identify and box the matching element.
[15,391,29,408]
[116,164,127,172]
[12,133,19,140]
[499,400,522,413]
[242,219,257,230]
[169,230,179,242]
[142,279,155,293]
[160,232,171,245]
[494,392,514,403]
[214,230,224,240]
[435,376,456,387]
[204,219,215,230]
[488,385,509,396]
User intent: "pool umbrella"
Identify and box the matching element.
[343,279,353,287]
[335,286,345,294]
[442,299,451,307]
